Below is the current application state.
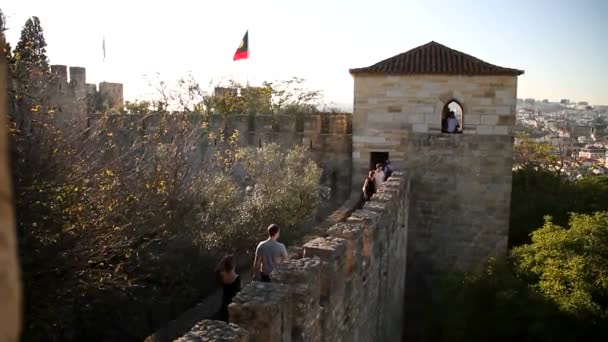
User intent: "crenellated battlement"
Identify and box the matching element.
[175,172,409,342]
[47,65,125,118]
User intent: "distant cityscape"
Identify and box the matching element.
[516,97,608,178]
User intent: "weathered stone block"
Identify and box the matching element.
[353,135,386,144]
[480,114,498,125]
[328,222,364,277]
[271,258,322,342]
[412,123,428,133]
[229,282,291,342]
[494,125,510,135]
[409,114,425,124]
[497,114,515,125]
[476,125,493,135]
[175,320,249,342]
[466,114,481,125]
[347,209,382,259]
[387,105,401,113]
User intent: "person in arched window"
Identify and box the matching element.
[215,255,241,322]
[441,112,449,133]
[447,111,460,133]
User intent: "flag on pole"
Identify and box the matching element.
[102,35,106,62]
[233,31,248,61]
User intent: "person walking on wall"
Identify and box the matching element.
[383,160,393,180]
[362,170,376,201]
[215,254,241,322]
[374,163,385,187]
[253,224,288,282]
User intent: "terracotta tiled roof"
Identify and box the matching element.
[349,41,524,76]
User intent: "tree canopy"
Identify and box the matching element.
[13,16,49,70]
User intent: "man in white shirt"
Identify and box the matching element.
[253,224,288,282]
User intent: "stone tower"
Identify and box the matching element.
[349,41,523,335]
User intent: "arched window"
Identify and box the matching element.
[441,100,463,134]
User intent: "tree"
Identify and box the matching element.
[0,8,12,61]
[204,77,322,115]
[11,75,324,340]
[7,16,53,125]
[265,77,322,114]
[428,258,575,342]
[13,16,49,71]
[430,212,608,341]
[513,132,562,173]
[513,212,608,326]
[510,169,608,247]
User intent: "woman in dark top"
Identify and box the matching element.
[362,170,376,201]
[215,254,241,322]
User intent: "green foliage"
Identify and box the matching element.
[13,16,49,69]
[194,142,322,252]
[204,80,272,115]
[264,77,322,114]
[513,213,608,323]
[5,14,54,122]
[204,77,322,115]
[429,258,576,342]
[513,132,561,173]
[0,8,11,61]
[432,212,608,341]
[510,169,608,246]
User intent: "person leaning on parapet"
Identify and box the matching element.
[447,110,460,133]
[362,170,376,201]
[383,160,393,180]
[374,163,385,187]
[253,224,288,282]
[215,254,241,322]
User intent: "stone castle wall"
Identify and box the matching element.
[351,74,517,340]
[88,112,354,206]
[176,171,410,342]
[49,64,124,127]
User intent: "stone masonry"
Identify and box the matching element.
[176,172,410,342]
[349,41,523,340]
[174,320,249,342]
[49,64,124,128]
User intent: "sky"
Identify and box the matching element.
[2,0,607,107]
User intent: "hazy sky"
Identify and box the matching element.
[3,0,607,106]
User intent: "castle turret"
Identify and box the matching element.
[51,65,68,84]
[98,82,124,110]
[349,41,524,339]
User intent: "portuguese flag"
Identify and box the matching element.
[233,31,249,61]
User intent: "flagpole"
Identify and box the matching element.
[246,28,250,88]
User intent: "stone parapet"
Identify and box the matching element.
[176,172,409,342]
[174,320,249,342]
[229,282,291,342]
